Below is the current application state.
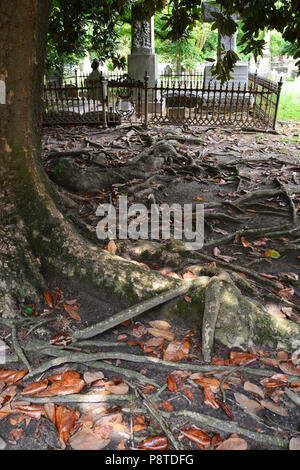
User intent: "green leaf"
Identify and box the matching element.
[22,305,34,317]
[264,249,281,259]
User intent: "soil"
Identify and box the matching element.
[0,121,300,451]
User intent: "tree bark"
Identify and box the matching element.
[0,0,182,318]
[0,0,53,314]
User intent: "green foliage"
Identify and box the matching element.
[22,305,34,317]
[270,31,297,58]
[155,11,214,71]
[47,0,131,73]
[143,0,300,81]
[278,80,300,122]
[47,0,300,82]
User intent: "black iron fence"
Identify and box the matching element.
[43,71,283,130]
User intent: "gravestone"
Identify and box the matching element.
[256,31,271,77]
[127,2,158,88]
[202,2,249,111]
[164,64,173,76]
[85,59,105,101]
[202,2,248,90]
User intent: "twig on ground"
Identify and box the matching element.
[11,323,32,372]
[128,381,184,450]
[274,177,298,225]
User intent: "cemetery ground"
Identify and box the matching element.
[0,120,300,451]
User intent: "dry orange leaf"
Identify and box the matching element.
[0,368,28,384]
[63,303,81,321]
[192,376,222,393]
[39,371,85,397]
[44,403,56,425]
[148,320,171,330]
[241,237,252,248]
[147,328,174,341]
[161,400,174,412]
[139,435,168,450]
[13,402,44,420]
[50,333,73,347]
[144,337,164,349]
[141,385,157,394]
[273,287,294,298]
[163,338,190,362]
[167,374,178,393]
[230,351,257,365]
[181,429,211,448]
[260,373,288,389]
[279,362,300,377]
[203,386,219,409]
[21,378,49,396]
[215,398,234,420]
[8,427,23,443]
[216,435,247,450]
[117,439,127,450]
[106,240,117,255]
[134,424,147,432]
[134,415,146,425]
[183,387,194,401]
[43,292,54,308]
[55,405,80,443]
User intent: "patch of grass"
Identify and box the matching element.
[277,80,300,122]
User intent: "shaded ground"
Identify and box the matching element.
[0,121,300,451]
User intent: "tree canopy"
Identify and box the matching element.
[47,1,300,79]
[47,0,129,72]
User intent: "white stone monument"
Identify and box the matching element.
[202,2,248,90]
[256,31,271,77]
[128,2,158,88]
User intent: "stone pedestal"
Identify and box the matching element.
[203,63,251,112]
[128,53,158,88]
[127,3,158,88]
[256,31,271,77]
[204,63,249,90]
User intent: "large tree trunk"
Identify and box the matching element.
[0,0,53,314]
[0,0,181,319]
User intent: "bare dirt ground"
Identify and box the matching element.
[0,121,300,451]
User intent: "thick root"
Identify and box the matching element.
[118,240,300,353]
[0,225,46,318]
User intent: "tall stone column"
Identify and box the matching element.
[127,2,158,87]
[202,2,248,89]
[256,31,271,76]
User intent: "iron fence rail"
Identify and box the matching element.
[43,72,283,130]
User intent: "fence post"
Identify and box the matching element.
[100,71,108,129]
[273,76,283,130]
[144,72,149,128]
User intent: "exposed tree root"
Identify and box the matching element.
[201,276,221,363]
[161,410,288,448]
[22,349,298,382]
